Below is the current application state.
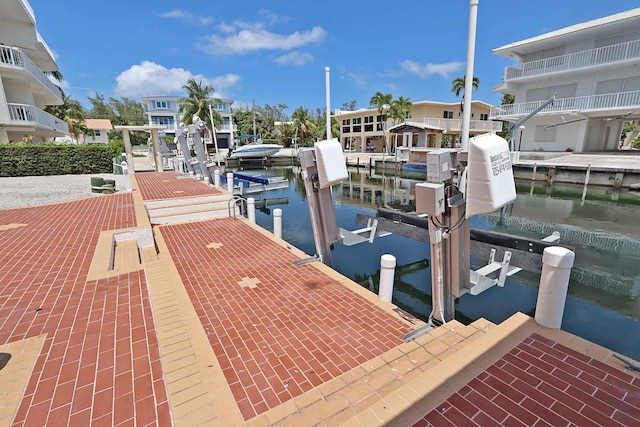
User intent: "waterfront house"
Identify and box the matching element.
[334,100,500,156]
[142,95,236,149]
[82,119,112,144]
[0,0,69,144]
[491,8,640,152]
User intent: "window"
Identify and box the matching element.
[364,124,374,132]
[353,125,362,132]
[526,84,576,102]
[152,116,175,126]
[534,125,556,142]
[342,126,351,134]
[94,130,101,137]
[480,113,489,121]
[376,115,385,122]
[353,117,362,124]
[342,119,350,125]
[154,101,168,109]
[215,103,226,111]
[364,116,374,124]
[443,111,453,119]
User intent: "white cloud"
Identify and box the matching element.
[200,23,327,55]
[275,51,313,66]
[160,9,212,26]
[114,61,239,99]
[338,66,370,89]
[400,60,463,78]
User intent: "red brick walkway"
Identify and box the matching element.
[0,195,170,426]
[414,333,640,427]
[160,218,414,420]
[135,171,223,201]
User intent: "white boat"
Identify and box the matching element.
[228,139,282,159]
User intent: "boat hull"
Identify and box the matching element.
[229,145,281,159]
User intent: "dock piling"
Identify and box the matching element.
[226,172,234,192]
[378,254,396,303]
[535,247,575,329]
[247,198,256,223]
[273,209,282,239]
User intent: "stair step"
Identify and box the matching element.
[150,208,236,225]
[148,202,232,218]
[144,194,231,210]
[112,239,141,272]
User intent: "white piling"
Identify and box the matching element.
[204,176,210,184]
[273,208,282,239]
[535,247,576,329]
[378,254,397,303]
[121,161,132,192]
[214,170,221,188]
[247,198,256,223]
[226,172,234,192]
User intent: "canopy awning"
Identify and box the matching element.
[388,121,444,134]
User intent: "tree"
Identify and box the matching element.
[179,78,222,130]
[451,75,480,98]
[45,90,88,143]
[369,92,393,115]
[497,93,515,140]
[341,100,357,111]
[292,106,316,146]
[87,94,117,122]
[388,96,412,124]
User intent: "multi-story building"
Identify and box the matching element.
[142,96,237,148]
[491,8,640,152]
[335,100,500,153]
[0,0,68,144]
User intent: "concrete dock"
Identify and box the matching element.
[0,166,638,426]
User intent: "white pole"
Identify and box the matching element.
[460,0,479,151]
[378,254,396,302]
[247,197,256,223]
[121,161,132,192]
[535,247,575,328]
[325,66,331,140]
[226,172,234,192]
[214,169,221,188]
[273,208,282,239]
[208,104,221,167]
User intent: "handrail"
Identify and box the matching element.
[228,195,247,220]
[505,39,640,80]
[0,45,62,99]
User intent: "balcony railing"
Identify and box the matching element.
[217,124,237,132]
[404,117,502,132]
[490,90,640,118]
[505,39,640,80]
[0,46,63,100]
[8,103,69,133]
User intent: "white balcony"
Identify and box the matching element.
[8,103,69,133]
[402,117,502,133]
[0,45,63,102]
[504,39,640,81]
[490,90,640,119]
[217,124,237,132]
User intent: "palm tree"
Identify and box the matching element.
[369,91,393,115]
[179,78,222,130]
[388,96,412,124]
[292,106,315,145]
[45,90,88,143]
[451,75,480,98]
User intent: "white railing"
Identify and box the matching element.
[218,124,237,132]
[0,46,63,100]
[490,90,640,118]
[405,117,502,132]
[505,39,640,80]
[8,103,69,133]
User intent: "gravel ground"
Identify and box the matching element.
[0,173,127,210]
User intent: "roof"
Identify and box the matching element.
[493,8,640,57]
[388,121,444,134]
[83,119,112,130]
[335,100,493,117]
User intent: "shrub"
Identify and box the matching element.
[0,143,122,177]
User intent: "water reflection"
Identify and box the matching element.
[243,166,640,359]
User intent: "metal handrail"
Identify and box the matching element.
[227,195,247,220]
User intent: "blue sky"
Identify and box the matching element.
[30,0,640,114]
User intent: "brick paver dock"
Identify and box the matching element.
[0,170,638,426]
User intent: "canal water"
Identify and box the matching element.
[235,166,640,360]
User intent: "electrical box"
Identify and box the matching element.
[415,182,445,217]
[465,133,516,218]
[426,149,453,182]
[315,139,348,189]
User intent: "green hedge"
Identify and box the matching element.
[0,142,125,177]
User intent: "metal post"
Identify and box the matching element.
[191,120,212,182]
[378,254,396,302]
[226,172,234,192]
[175,125,195,174]
[460,0,479,151]
[325,66,331,140]
[247,198,256,223]
[273,208,282,239]
[150,129,163,172]
[208,104,221,167]
[535,247,575,328]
